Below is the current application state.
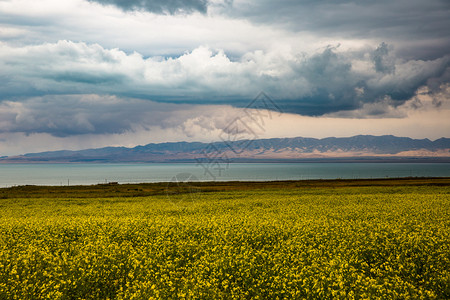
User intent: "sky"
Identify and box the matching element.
[0,0,449,155]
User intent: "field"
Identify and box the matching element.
[0,178,449,299]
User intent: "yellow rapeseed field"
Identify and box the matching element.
[0,182,449,299]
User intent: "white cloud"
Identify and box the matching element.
[0,40,448,116]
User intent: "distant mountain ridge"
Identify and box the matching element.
[1,135,450,163]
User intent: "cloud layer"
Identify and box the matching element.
[1,40,448,115]
[88,0,209,14]
[0,0,449,155]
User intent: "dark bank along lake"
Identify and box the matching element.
[0,163,449,187]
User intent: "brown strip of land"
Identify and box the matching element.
[1,177,449,199]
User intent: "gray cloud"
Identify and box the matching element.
[326,84,450,118]
[372,42,395,74]
[0,95,155,136]
[87,0,209,14]
[223,0,450,60]
[0,94,246,138]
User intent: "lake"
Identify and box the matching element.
[0,162,449,187]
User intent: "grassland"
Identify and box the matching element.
[0,178,449,299]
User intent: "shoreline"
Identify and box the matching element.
[2,177,449,199]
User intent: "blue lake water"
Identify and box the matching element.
[0,163,449,187]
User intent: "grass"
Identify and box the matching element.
[1,177,449,199]
[0,178,449,299]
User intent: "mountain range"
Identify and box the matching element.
[1,135,449,163]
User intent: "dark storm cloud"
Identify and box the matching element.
[0,95,180,136]
[88,0,209,14]
[372,42,395,74]
[226,0,450,39]
[269,50,448,115]
[224,0,450,60]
